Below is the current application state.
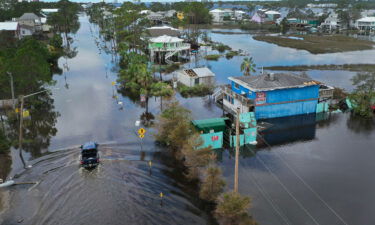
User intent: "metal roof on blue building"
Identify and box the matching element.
[229,73,320,92]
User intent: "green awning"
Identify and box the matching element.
[192,117,229,133]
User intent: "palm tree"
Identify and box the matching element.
[240,57,256,76]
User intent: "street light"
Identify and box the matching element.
[18,88,57,168]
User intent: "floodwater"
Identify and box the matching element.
[1,16,375,225]
[190,28,375,92]
[0,16,212,225]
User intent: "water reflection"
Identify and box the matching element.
[346,114,375,134]
[6,91,60,159]
[207,29,375,66]
[259,114,318,147]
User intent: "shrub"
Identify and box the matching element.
[181,134,212,180]
[200,166,226,202]
[49,34,63,49]
[162,63,180,73]
[178,83,214,98]
[215,192,257,225]
[155,101,192,149]
[0,130,10,154]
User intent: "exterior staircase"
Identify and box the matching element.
[212,87,224,104]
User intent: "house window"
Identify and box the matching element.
[234,83,240,89]
[22,30,25,34]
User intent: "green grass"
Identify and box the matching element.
[264,64,375,72]
[253,35,374,54]
[205,54,221,61]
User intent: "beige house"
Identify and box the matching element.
[18,13,42,33]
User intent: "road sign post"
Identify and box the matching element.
[138,128,146,151]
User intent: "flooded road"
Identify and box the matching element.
[1,145,210,225]
[0,16,212,225]
[1,16,375,225]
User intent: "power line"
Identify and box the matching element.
[221,122,320,224]
[243,144,321,225]
[221,127,292,225]
[257,132,349,225]
[238,160,292,225]
[223,119,348,225]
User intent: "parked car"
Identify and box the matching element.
[79,142,100,168]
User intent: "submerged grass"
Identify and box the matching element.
[205,54,221,61]
[253,35,375,54]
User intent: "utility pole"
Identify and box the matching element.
[234,107,240,193]
[7,72,15,109]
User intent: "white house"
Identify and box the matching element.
[177,67,215,87]
[234,10,246,21]
[147,12,165,22]
[18,13,42,32]
[251,9,281,23]
[164,10,177,18]
[41,8,59,16]
[356,17,375,31]
[210,9,225,23]
[307,3,337,8]
[0,22,20,39]
[140,10,151,15]
[19,25,33,38]
[148,35,190,63]
[320,12,340,30]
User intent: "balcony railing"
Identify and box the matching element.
[222,85,254,106]
[319,86,334,99]
[148,43,191,52]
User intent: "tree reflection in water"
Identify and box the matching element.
[7,91,60,159]
[347,113,375,135]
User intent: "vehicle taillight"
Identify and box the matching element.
[80,160,83,165]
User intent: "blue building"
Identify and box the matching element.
[219,73,333,119]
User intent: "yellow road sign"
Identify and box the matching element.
[138,128,146,135]
[111,81,116,86]
[139,134,145,139]
[22,110,30,118]
[177,12,184,20]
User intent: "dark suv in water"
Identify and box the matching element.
[80,142,100,168]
